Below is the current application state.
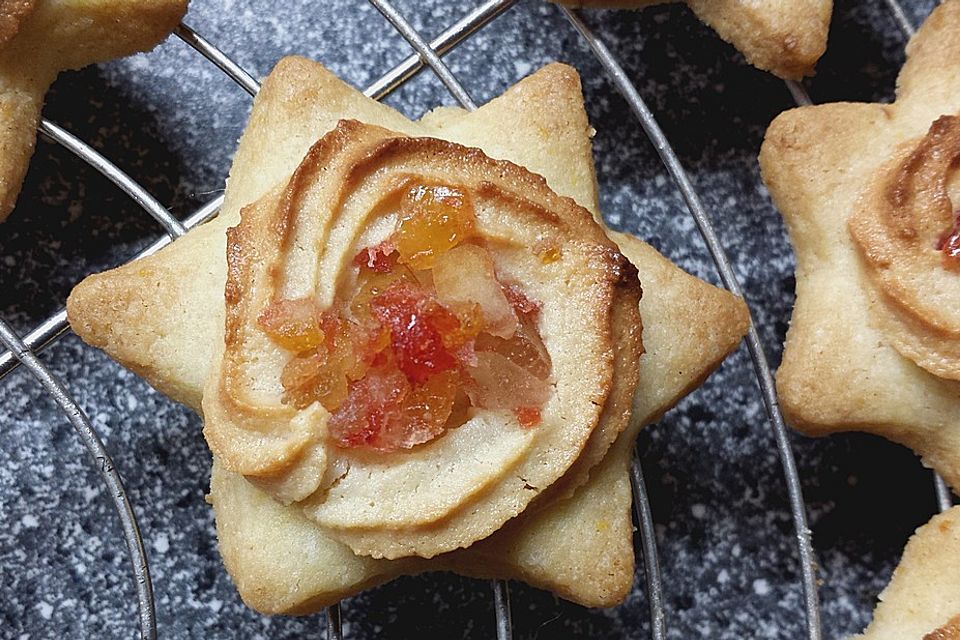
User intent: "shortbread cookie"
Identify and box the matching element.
[203,118,644,559]
[555,0,831,80]
[0,0,188,223]
[855,507,960,640]
[68,59,749,610]
[760,0,960,490]
[210,229,748,612]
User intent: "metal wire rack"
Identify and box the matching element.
[0,0,953,637]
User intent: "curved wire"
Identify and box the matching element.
[174,23,261,96]
[884,0,917,37]
[0,318,156,640]
[367,0,478,110]
[560,8,822,639]
[365,0,517,100]
[327,604,343,640]
[631,453,666,640]
[935,475,953,513]
[491,580,513,639]
[784,79,813,107]
[38,119,185,238]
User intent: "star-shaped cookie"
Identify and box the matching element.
[67,58,749,611]
[0,0,188,223]
[855,507,960,640]
[556,0,832,79]
[760,0,960,490]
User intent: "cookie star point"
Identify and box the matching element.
[556,0,832,79]
[0,0,189,223]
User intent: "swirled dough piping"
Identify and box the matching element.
[201,120,643,559]
[850,114,960,381]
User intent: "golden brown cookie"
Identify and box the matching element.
[855,507,960,640]
[0,0,189,223]
[555,0,832,79]
[68,58,749,611]
[848,114,960,382]
[760,0,960,491]
[203,118,644,560]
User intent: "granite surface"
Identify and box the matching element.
[0,0,949,638]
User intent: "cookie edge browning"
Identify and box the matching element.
[0,0,189,223]
[533,251,643,505]
[0,0,35,50]
[684,0,831,80]
[847,115,960,381]
[855,507,960,640]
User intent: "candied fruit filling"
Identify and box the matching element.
[938,209,960,270]
[394,184,475,270]
[258,183,552,452]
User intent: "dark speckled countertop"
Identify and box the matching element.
[0,0,948,638]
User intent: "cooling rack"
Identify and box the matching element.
[0,0,952,637]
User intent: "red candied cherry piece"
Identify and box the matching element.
[370,281,460,385]
[354,240,397,273]
[939,210,960,270]
[329,365,410,449]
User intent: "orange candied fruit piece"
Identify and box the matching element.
[394,184,476,270]
[514,406,541,428]
[386,369,459,451]
[279,316,372,411]
[351,263,416,319]
[441,302,484,353]
[281,350,348,410]
[258,298,326,353]
[533,239,561,264]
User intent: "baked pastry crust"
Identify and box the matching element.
[0,0,188,223]
[849,114,960,381]
[553,0,831,80]
[0,0,36,47]
[760,0,960,490]
[203,118,644,559]
[856,507,960,640]
[68,58,749,610]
